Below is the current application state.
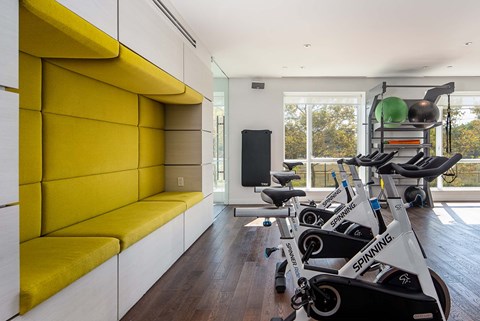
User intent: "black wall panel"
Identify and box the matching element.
[241,129,272,187]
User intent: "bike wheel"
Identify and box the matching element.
[376,267,450,319]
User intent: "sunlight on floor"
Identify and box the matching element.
[433,202,480,225]
[245,217,276,227]
[432,207,456,225]
[452,208,480,225]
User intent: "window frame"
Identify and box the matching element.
[283,92,365,190]
[434,91,480,190]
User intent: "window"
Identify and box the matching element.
[432,93,480,188]
[284,92,364,189]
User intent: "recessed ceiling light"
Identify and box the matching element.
[303,44,311,48]
[447,65,453,68]
[465,42,473,46]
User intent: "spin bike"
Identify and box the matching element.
[264,152,401,292]
[269,153,462,321]
[273,159,355,226]
[238,152,400,293]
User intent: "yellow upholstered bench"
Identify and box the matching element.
[20,237,119,314]
[142,191,204,209]
[47,201,187,251]
[16,1,207,318]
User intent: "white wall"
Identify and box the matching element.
[228,76,480,204]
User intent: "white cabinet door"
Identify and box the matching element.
[119,0,184,81]
[56,0,118,39]
[202,98,213,133]
[202,164,214,196]
[0,206,19,320]
[202,131,213,165]
[184,45,213,101]
[0,0,18,88]
[0,91,19,205]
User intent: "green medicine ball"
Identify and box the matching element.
[375,96,408,128]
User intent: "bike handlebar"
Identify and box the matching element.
[353,151,398,167]
[379,153,462,178]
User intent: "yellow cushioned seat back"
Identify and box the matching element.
[42,170,138,235]
[41,61,140,234]
[19,184,42,243]
[42,62,138,124]
[139,166,165,200]
[20,109,42,185]
[139,127,165,168]
[43,114,138,180]
[138,96,166,199]
[17,52,43,243]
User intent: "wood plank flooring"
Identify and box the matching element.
[121,203,480,321]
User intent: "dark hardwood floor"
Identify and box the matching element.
[121,202,480,321]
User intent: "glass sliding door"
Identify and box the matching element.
[212,60,229,207]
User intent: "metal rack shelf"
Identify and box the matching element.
[372,143,432,149]
[365,81,455,208]
[370,121,442,131]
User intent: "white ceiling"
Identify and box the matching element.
[168,0,480,79]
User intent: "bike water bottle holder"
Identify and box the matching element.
[263,218,272,227]
[370,198,381,211]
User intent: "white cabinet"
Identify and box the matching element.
[165,102,212,132]
[202,99,213,132]
[184,45,213,101]
[0,206,19,320]
[202,164,214,196]
[119,0,184,81]
[202,131,213,165]
[0,91,19,205]
[56,0,118,40]
[0,0,18,88]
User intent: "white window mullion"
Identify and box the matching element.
[436,108,444,189]
[306,104,313,189]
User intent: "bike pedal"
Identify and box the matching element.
[275,277,286,293]
[265,247,278,258]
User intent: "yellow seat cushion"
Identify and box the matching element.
[143,192,204,209]
[48,201,186,251]
[48,45,185,95]
[20,0,119,58]
[20,237,120,314]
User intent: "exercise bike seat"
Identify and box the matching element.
[283,161,303,171]
[271,172,301,187]
[261,188,306,207]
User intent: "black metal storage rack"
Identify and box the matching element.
[365,82,455,207]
